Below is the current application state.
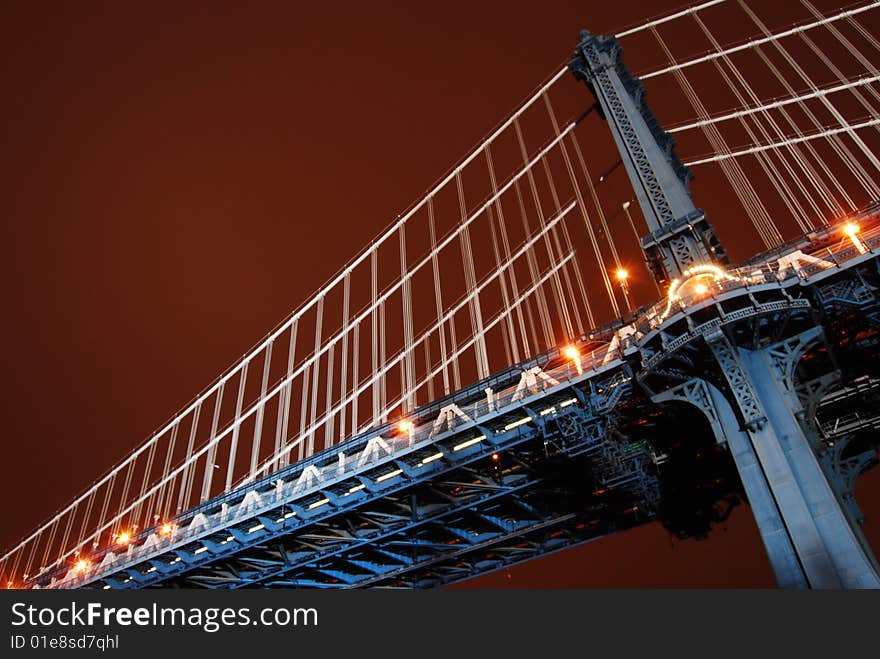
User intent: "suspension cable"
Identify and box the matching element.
[641,1,880,80]
[686,117,880,165]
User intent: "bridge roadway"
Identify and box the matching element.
[30,206,880,588]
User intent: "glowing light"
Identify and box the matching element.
[682,263,741,283]
[115,531,131,546]
[684,263,722,278]
[672,263,742,307]
[615,268,629,282]
[377,469,403,482]
[398,420,413,433]
[491,453,500,462]
[657,278,682,323]
[73,559,90,574]
[420,452,443,465]
[194,546,208,555]
[504,416,532,430]
[563,345,583,375]
[453,435,485,451]
[159,523,175,536]
[844,222,868,254]
[308,498,330,509]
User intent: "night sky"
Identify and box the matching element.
[2,0,879,587]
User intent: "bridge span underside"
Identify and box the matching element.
[67,364,736,589]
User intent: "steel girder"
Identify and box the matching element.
[74,375,659,589]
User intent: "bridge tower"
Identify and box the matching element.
[569,30,728,288]
[570,30,880,588]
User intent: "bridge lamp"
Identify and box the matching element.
[681,277,713,300]
[564,345,583,375]
[159,523,175,536]
[615,267,634,312]
[115,531,131,547]
[844,222,868,254]
[398,419,414,444]
[73,559,90,574]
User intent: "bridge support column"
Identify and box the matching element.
[655,327,880,588]
[733,333,880,588]
[653,378,808,587]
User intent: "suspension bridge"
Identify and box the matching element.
[4,0,880,589]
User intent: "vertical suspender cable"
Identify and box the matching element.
[339,274,350,442]
[324,343,335,448]
[737,0,880,197]
[534,131,587,335]
[178,406,199,512]
[400,225,416,411]
[751,43,874,204]
[513,120,572,340]
[200,383,225,502]
[484,147,522,364]
[487,204,515,366]
[278,320,297,470]
[428,197,451,395]
[513,178,546,353]
[543,93,619,321]
[225,361,248,492]
[249,340,272,481]
[485,148,532,358]
[351,320,360,433]
[801,0,880,115]
[307,296,324,458]
[693,14,838,226]
[455,171,491,380]
[371,251,380,425]
[650,25,782,246]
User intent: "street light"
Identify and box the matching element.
[398,419,414,444]
[844,222,868,254]
[564,345,583,375]
[615,266,634,312]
